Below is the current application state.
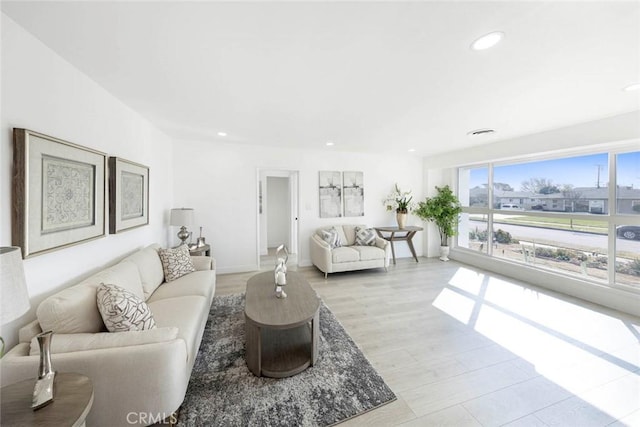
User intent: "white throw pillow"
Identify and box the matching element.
[157,245,196,282]
[96,283,156,332]
[320,227,342,248]
[355,226,377,246]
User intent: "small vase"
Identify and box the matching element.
[439,246,450,262]
[396,212,407,229]
[32,330,56,409]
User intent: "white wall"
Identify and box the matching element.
[173,139,424,273]
[266,177,289,248]
[0,14,174,348]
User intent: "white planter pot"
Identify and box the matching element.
[439,245,450,261]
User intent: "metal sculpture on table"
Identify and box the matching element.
[274,244,289,299]
[32,330,55,410]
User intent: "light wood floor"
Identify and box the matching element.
[216,257,640,427]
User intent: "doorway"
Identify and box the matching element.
[257,170,299,269]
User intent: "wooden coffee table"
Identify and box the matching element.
[245,271,320,378]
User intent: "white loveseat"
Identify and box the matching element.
[0,243,215,426]
[310,225,391,278]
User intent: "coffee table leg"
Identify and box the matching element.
[311,310,319,365]
[245,317,262,376]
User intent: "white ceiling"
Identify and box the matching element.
[2,1,639,157]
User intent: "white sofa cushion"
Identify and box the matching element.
[123,244,165,300]
[332,247,360,263]
[97,284,157,332]
[147,270,216,304]
[29,327,178,355]
[352,245,386,261]
[158,245,196,282]
[37,260,144,334]
[148,295,209,364]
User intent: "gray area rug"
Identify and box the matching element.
[178,294,396,426]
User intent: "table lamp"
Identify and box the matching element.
[0,246,30,357]
[170,208,195,245]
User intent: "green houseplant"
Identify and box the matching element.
[414,185,462,261]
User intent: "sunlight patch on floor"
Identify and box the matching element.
[433,267,640,421]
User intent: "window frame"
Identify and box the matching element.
[455,146,640,293]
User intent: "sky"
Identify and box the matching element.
[468,151,639,191]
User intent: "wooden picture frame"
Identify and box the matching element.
[13,129,107,258]
[108,157,149,234]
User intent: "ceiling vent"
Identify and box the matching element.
[467,128,496,136]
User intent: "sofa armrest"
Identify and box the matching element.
[1,338,189,426]
[19,319,42,344]
[375,237,391,267]
[28,327,179,355]
[310,235,332,274]
[191,255,215,271]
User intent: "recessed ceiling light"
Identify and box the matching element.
[467,128,496,136]
[326,141,335,146]
[471,31,504,51]
[623,83,640,91]
[217,132,227,137]
[408,148,416,153]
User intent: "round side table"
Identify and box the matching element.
[1,373,93,427]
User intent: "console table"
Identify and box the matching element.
[374,226,423,264]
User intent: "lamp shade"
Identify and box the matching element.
[170,208,195,226]
[0,247,30,324]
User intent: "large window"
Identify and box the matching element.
[458,150,640,290]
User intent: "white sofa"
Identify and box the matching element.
[0,243,215,426]
[310,225,391,278]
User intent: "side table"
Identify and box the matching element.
[374,226,424,264]
[1,373,93,427]
[189,243,211,256]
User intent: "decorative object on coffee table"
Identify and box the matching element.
[274,244,288,298]
[181,294,396,426]
[245,271,320,378]
[170,208,194,245]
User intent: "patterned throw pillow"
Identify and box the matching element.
[96,283,156,332]
[157,245,196,282]
[355,226,377,246]
[319,227,342,248]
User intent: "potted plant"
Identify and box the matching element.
[414,185,462,261]
[383,184,413,229]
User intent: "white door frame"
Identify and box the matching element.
[256,169,299,268]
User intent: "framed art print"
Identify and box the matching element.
[13,129,107,258]
[343,171,364,217]
[108,157,149,234]
[319,171,342,218]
